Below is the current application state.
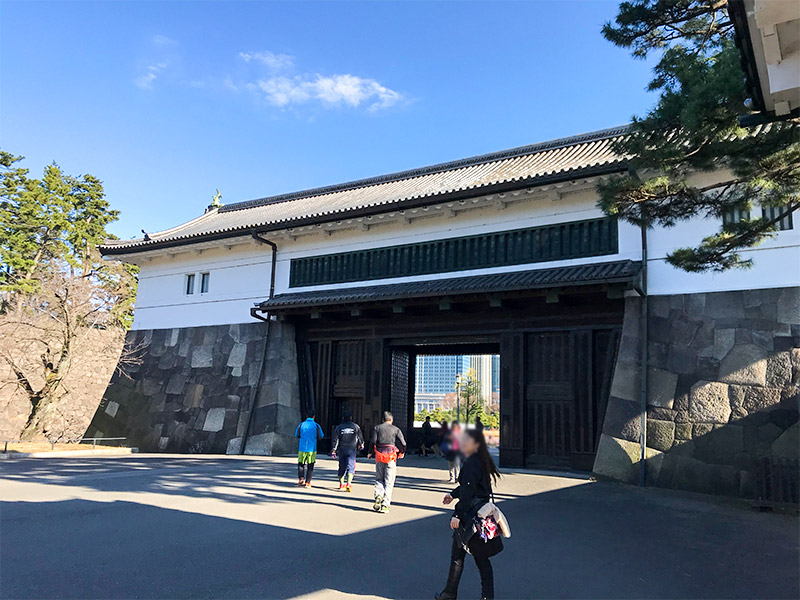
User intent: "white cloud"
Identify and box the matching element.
[152,34,178,47]
[238,51,293,71]
[250,73,404,111]
[133,62,169,89]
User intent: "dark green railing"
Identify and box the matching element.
[289,216,618,288]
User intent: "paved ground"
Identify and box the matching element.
[1,455,797,600]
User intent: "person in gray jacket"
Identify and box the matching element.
[367,411,406,513]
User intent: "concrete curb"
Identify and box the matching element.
[0,448,138,459]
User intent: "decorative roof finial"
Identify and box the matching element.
[207,189,223,213]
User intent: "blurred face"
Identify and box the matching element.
[460,432,479,456]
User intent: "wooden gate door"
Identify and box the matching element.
[525,332,574,467]
[524,329,620,470]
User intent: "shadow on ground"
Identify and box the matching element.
[1,455,797,599]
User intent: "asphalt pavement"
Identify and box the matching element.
[1,454,797,599]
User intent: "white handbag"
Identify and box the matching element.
[477,501,512,539]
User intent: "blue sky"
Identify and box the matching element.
[1,1,656,240]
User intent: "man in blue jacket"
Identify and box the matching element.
[295,411,324,488]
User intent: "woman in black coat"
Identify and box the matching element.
[435,428,502,600]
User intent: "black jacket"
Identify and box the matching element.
[332,421,364,454]
[371,422,406,454]
[450,454,492,522]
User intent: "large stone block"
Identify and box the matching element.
[610,362,641,404]
[646,419,675,452]
[602,396,642,442]
[719,344,768,386]
[689,381,731,423]
[743,386,781,414]
[202,407,226,432]
[647,367,678,409]
[712,329,736,361]
[766,352,793,388]
[777,287,800,325]
[190,345,214,368]
[671,456,712,494]
[772,423,800,459]
[227,342,248,368]
[666,345,698,375]
[697,425,743,464]
[593,434,639,484]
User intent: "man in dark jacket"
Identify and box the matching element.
[331,413,364,492]
[368,411,406,513]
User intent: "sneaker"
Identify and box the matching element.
[373,495,383,512]
[305,482,312,488]
[345,484,352,492]
[338,483,346,491]
[379,505,389,513]
[298,479,305,487]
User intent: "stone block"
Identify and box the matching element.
[693,422,714,438]
[666,345,698,375]
[758,422,783,444]
[165,373,186,395]
[772,423,800,459]
[728,385,748,420]
[719,344,767,386]
[675,422,693,440]
[648,342,669,369]
[671,456,712,494]
[203,407,226,432]
[592,434,640,484]
[777,287,800,325]
[752,330,774,351]
[743,386,781,414]
[191,345,214,368]
[712,329,736,360]
[671,439,695,457]
[647,367,678,409]
[670,317,700,345]
[610,362,640,404]
[649,296,670,319]
[740,470,755,499]
[647,419,675,452]
[226,437,243,455]
[104,400,119,418]
[602,396,642,442]
[689,381,731,424]
[791,349,800,382]
[769,408,799,429]
[648,407,677,421]
[708,464,739,497]
[766,352,793,388]
[227,343,248,368]
[706,291,745,320]
[700,425,743,464]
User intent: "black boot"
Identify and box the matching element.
[434,557,464,599]
[476,558,494,600]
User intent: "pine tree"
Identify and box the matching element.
[599,0,799,272]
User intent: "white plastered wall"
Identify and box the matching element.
[127,178,800,330]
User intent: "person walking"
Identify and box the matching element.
[444,421,462,483]
[435,429,503,600]
[368,411,406,513]
[294,411,324,488]
[421,416,439,457]
[475,415,484,434]
[331,412,364,492]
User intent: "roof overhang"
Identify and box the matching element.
[100,162,627,258]
[730,0,800,121]
[257,260,642,315]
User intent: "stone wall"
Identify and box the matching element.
[86,321,300,455]
[594,287,800,497]
[0,329,123,442]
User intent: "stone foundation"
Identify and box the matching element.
[86,321,300,455]
[594,287,800,497]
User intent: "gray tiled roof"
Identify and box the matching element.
[259,260,641,310]
[102,126,629,254]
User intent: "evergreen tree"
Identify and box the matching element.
[599,0,799,272]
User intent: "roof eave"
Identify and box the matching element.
[99,161,628,257]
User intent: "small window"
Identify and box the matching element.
[185,273,195,295]
[762,205,793,231]
[722,206,750,227]
[200,272,210,294]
